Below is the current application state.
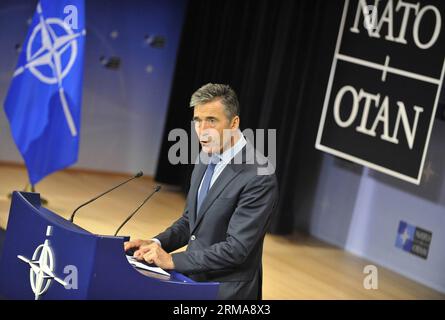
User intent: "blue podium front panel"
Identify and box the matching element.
[0,192,219,300]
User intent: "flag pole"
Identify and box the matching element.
[6,183,48,206]
[29,183,48,205]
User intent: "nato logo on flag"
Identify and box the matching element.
[395,221,432,259]
[4,0,86,186]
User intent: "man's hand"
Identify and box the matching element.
[136,242,175,270]
[123,239,153,255]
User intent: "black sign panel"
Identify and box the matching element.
[316,0,445,184]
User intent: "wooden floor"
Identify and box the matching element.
[0,164,443,299]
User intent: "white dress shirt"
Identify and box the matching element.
[197,131,247,194]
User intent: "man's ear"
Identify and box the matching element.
[231,116,240,129]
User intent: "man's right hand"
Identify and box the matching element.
[124,239,154,257]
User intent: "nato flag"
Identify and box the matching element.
[4,0,86,185]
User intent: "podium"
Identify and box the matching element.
[0,192,219,300]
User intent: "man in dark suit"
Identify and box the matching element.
[124,83,278,299]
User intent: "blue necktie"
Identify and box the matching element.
[197,158,218,215]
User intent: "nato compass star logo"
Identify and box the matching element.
[395,221,415,251]
[17,226,67,300]
[13,3,86,137]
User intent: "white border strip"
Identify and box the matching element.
[416,57,445,182]
[315,0,350,148]
[316,144,419,184]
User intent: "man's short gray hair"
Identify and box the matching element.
[189,83,240,120]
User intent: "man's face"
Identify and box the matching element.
[193,99,238,154]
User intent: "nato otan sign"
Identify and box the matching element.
[316,0,445,184]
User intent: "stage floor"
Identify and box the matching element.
[0,164,443,299]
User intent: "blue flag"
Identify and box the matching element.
[4,0,86,185]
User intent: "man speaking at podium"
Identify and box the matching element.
[125,83,278,299]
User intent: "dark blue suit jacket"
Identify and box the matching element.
[155,143,278,299]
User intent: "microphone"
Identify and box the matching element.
[69,171,144,223]
[114,185,161,236]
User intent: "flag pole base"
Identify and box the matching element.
[6,184,48,206]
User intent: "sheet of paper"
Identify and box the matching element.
[126,255,170,276]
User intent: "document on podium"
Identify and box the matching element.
[126,256,170,277]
